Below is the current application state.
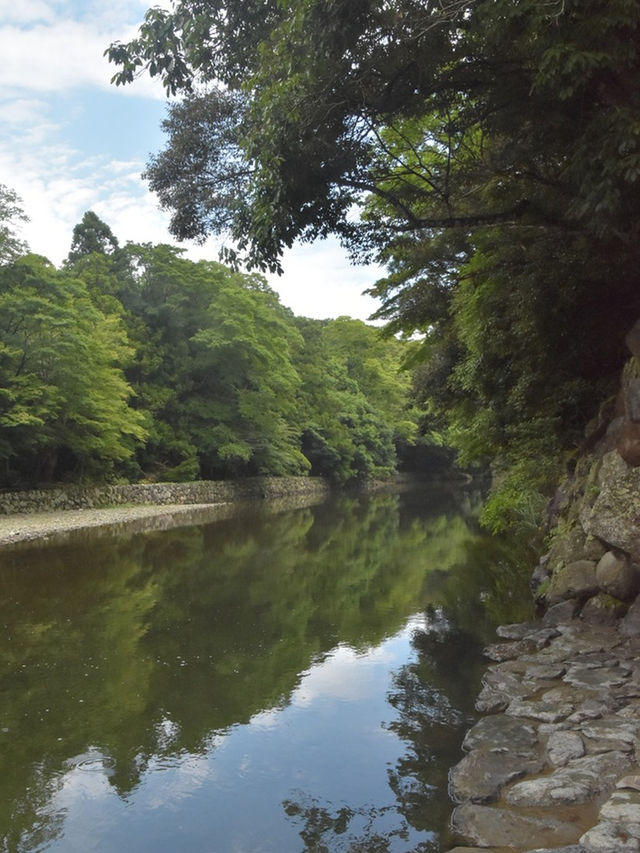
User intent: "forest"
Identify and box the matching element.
[0,201,424,489]
[103,0,640,530]
[3,0,640,534]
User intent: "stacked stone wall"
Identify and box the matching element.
[0,477,330,515]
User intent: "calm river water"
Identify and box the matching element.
[0,486,533,853]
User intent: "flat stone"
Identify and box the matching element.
[445,848,512,853]
[484,638,541,661]
[580,716,640,747]
[567,695,619,724]
[462,714,538,753]
[506,696,574,723]
[450,803,581,849]
[617,775,640,791]
[475,669,535,713]
[504,751,632,807]
[496,622,542,640]
[580,821,640,852]
[524,662,567,681]
[565,664,631,690]
[547,731,585,766]
[528,848,587,853]
[449,748,543,803]
[599,789,640,823]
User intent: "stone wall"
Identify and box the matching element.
[533,319,640,631]
[0,476,331,515]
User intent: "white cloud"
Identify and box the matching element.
[0,21,166,99]
[0,0,55,24]
[266,239,383,322]
[0,0,384,321]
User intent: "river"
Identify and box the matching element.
[0,485,534,852]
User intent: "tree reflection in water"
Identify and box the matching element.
[282,606,489,852]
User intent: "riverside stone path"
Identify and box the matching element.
[446,619,640,853]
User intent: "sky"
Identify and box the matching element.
[0,0,384,321]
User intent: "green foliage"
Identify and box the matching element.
[105,0,640,525]
[293,317,418,484]
[0,184,28,265]
[0,255,145,484]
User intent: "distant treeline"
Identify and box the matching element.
[0,206,436,489]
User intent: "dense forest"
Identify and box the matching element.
[3,0,640,535]
[0,199,427,489]
[103,0,640,530]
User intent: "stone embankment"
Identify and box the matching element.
[446,617,640,853]
[0,476,330,516]
[0,477,331,545]
[446,324,640,852]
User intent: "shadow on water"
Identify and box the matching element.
[0,484,534,852]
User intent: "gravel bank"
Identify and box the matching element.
[0,503,224,546]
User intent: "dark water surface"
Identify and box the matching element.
[0,487,534,852]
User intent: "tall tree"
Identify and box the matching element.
[0,255,146,485]
[0,184,28,265]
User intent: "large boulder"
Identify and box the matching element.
[596,551,640,600]
[544,560,598,606]
[581,452,640,562]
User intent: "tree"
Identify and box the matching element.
[66,210,120,263]
[106,1,640,269]
[0,255,146,485]
[118,244,309,480]
[0,184,28,265]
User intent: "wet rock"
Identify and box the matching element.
[450,803,581,849]
[546,731,585,766]
[599,788,640,823]
[545,560,598,606]
[449,748,543,803]
[580,813,640,852]
[504,751,632,807]
[462,714,538,753]
[596,551,639,600]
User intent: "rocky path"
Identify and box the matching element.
[446,615,640,853]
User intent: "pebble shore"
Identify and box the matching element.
[0,503,227,545]
[446,615,640,853]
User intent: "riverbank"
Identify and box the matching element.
[0,503,233,545]
[0,476,334,546]
[445,613,640,853]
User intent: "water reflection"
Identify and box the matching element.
[0,487,533,851]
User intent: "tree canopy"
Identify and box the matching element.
[0,201,420,488]
[107,0,640,527]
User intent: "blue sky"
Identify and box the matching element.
[0,0,382,320]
